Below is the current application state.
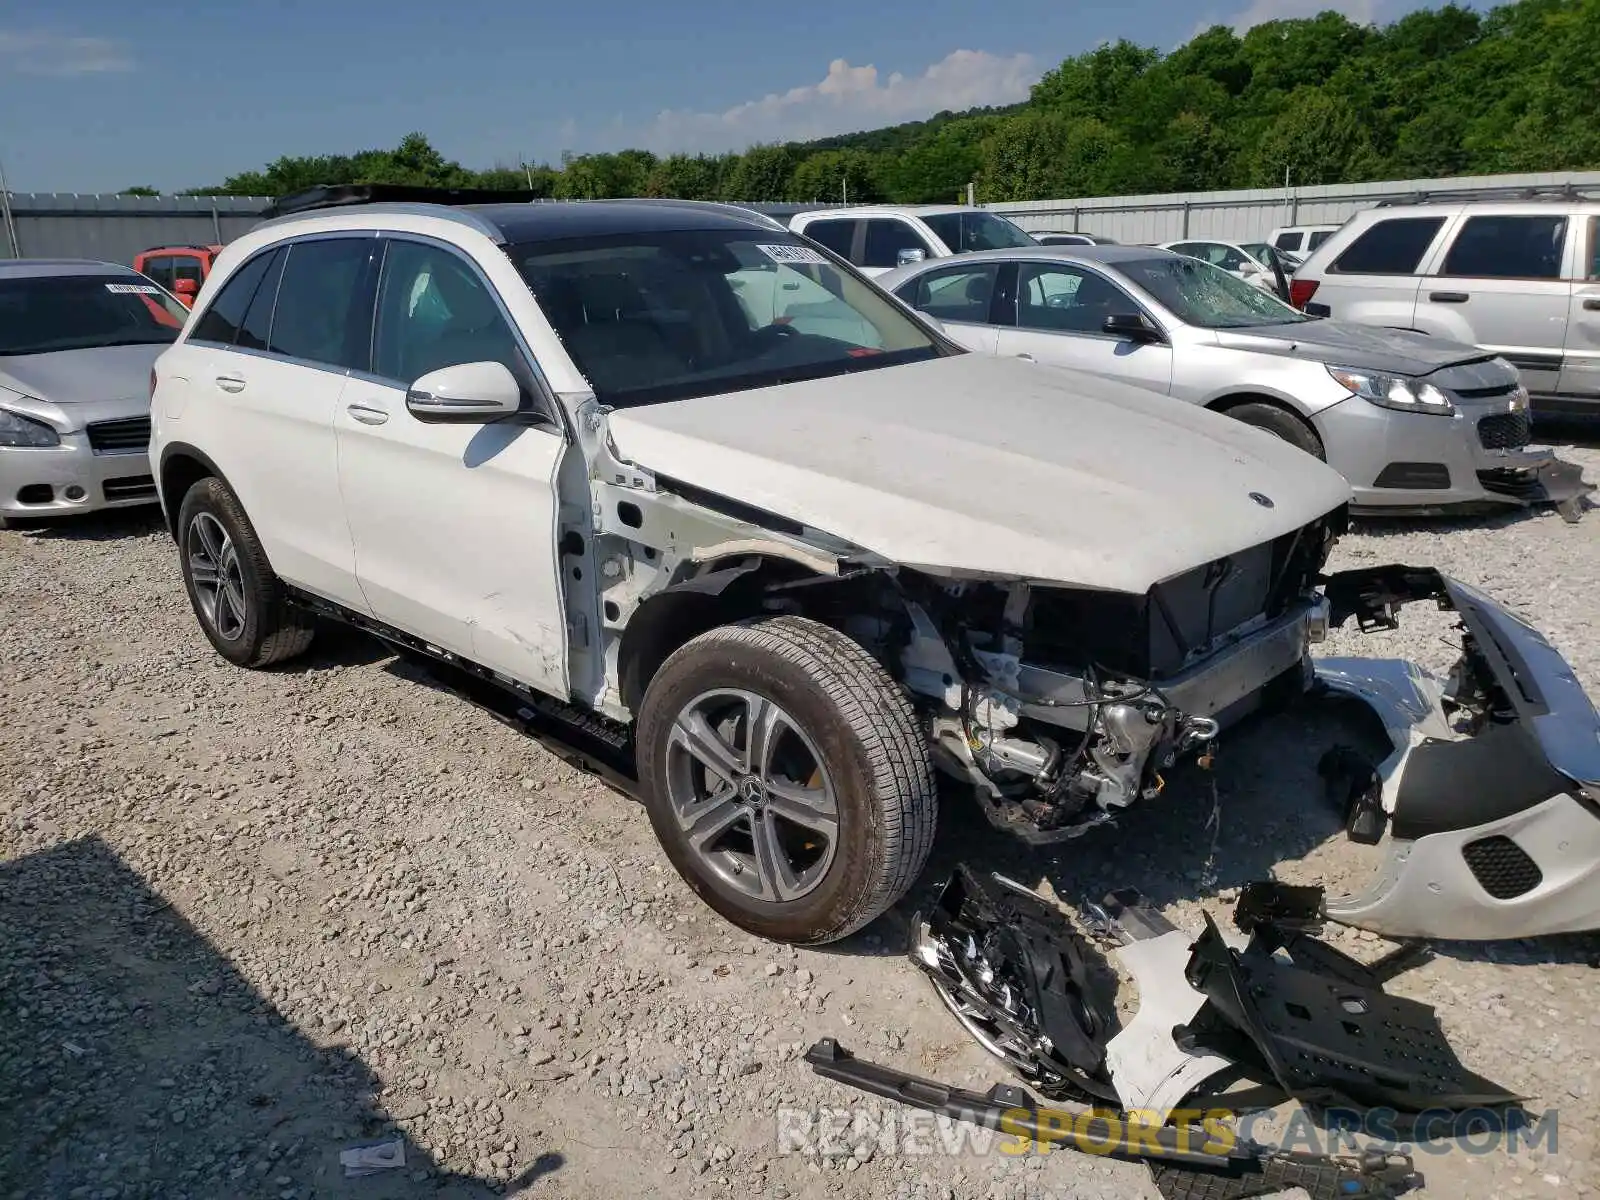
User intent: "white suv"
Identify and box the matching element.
[1292,198,1600,412]
[789,205,1037,276]
[148,191,1600,946]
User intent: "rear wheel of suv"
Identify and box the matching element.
[1225,401,1325,460]
[176,477,315,668]
[636,615,937,945]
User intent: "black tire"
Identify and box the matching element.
[1224,401,1326,460]
[176,477,315,668]
[636,615,937,945]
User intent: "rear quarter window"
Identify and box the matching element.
[1440,214,1567,280]
[1329,217,1445,275]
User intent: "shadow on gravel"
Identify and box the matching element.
[1537,413,1600,450]
[0,836,557,1199]
[18,508,167,541]
[1420,933,1600,969]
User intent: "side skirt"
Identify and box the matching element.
[285,588,642,798]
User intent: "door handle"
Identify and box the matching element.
[1429,291,1470,303]
[1584,298,1600,312]
[1015,352,1035,362]
[214,374,245,393]
[345,403,389,426]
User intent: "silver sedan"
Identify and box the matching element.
[877,245,1592,515]
[0,260,184,528]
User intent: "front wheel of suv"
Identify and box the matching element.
[636,615,937,945]
[176,477,315,668]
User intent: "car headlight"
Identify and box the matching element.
[1326,366,1455,416]
[0,408,61,447]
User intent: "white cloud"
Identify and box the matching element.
[0,29,133,76]
[1192,0,1380,37]
[604,49,1039,155]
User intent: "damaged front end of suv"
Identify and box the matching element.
[575,390,1348,849]
[836,511,1343,843]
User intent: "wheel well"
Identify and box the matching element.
[615,556,822,715]
[1206,393,1324,450]
[159,452,212,538]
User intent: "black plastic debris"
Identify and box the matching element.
[1317,746,1387,844]
[908,866,1120,1103]
[803,1039,1421,1200]
[1180,913,1520,1114]
[1233,882,1326,937]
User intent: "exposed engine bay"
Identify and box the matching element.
[809,511,1345,843]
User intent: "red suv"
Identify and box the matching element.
[133,244,222,307]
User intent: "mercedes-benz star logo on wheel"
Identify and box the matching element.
[1250,492,1275,508]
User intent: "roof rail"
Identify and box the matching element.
[140,243,218,253]
[260,183,547,220]
[1375,182,1600,207]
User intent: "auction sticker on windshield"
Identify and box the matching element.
[105,283,163,295]
[759,244,829,265]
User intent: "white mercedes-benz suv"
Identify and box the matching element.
[149,188,1600,947]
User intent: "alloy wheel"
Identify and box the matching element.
[664,688,839,904]
[186,511,247,642]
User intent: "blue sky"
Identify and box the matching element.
[5,0,1446,193]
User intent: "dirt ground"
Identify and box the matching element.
[4,437,1599,1200]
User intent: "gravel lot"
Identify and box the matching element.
[4,437,1599,1200]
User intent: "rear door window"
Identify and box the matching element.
[898,264,1000,324]
[1440,214,1568,280]
[861,219,935,270]
[191,251,278,344]
[236,249,286,351]
[268,238,380,371]
[1330,217,1445,275]
[800,219,856,259]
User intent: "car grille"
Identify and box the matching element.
[1462,835,1542,900]
[1477,411,1531,451]
[103,475,157,502]
[86,416,152,454]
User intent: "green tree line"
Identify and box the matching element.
[168,0,1598,205]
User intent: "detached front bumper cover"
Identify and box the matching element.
[1317,566,1600,940]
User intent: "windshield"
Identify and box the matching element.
[1117,256,1310,329]
[0,275,186,356]
[922,211,1037,253]
[510,230,947,407]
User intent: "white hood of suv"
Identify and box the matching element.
[605,355,1352,594]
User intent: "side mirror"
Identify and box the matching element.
[173,278,198,304]
[1103,313,1161,342]
[406,360,522,423]
[896,248,927,267]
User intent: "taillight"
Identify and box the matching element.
[1289,279,1319,310]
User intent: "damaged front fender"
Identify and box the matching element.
[1317,566,1600,940]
